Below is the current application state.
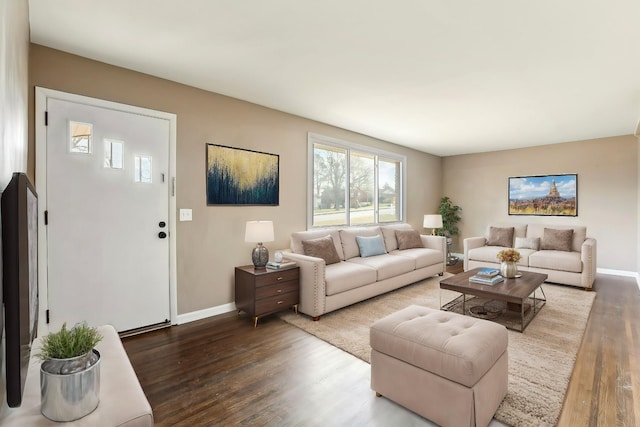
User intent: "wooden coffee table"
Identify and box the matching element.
[439,268,548,332]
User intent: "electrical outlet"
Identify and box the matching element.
[179,209,192,222]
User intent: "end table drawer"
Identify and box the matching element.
[255,291,299,315]
[255,268,299,287]
[256,280,298,300]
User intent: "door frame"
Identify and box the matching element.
[35,87,178,335]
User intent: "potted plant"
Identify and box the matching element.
[37,322,103,422]
[437,196,462,265]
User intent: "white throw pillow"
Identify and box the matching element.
[515,237,540,251]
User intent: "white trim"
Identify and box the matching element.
[176,303,236,325]
[596,268,638,278]
[35,87,178,334]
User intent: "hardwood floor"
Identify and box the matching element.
[122,271,640,426]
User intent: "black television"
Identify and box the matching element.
[1,172,38,407]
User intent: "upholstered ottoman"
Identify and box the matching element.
[370,305,508,427]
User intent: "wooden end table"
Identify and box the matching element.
[234,265,299,327]
[439,268,547,332]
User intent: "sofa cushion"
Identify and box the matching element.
[325,262,377,296]
[356,235,387,257]
[396,229,424,250]
[301,235,341,265]
[339,227,382,260]
[291,229,345,260]
[380,223,414,252]
[541,228,573,252]
[468,246,532,267]
[392,248,443,269]
[347,254,415,281]
[515,237,540,251]
[529,250,582,273]
[486,226,514,247]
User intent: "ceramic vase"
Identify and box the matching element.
[500,261,518,278]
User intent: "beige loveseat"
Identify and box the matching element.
[284,223,446,319]
[464,223,597,289]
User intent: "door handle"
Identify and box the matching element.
[158,232,167,239]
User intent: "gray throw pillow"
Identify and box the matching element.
[541,228,573,252]
[395,229,424,250]
[515,237,540,251]
[486,226,514,247]
[302,235,341,265]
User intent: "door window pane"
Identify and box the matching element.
[69,121,92,154]
[134,155,152,183]
[313,144,347,227]
[104,139,124,169]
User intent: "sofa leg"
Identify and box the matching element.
[439,272,444,276]
[312,316,320,321]
[375,392,382,397]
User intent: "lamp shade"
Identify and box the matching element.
[245,220,274,243]
[423,214,443,229]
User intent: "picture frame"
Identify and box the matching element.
[508,174,577,216]
[206,144,279,205]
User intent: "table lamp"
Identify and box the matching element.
[245,220,274,268]
[423,214,443,235]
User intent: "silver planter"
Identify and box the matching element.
[40,349,100,422]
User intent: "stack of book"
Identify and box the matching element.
[265,261,296,270]
[469,268,504,285]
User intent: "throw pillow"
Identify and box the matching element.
[395,229,424,250]
[301,235,341,264]
[515,237,540,251]
[541,228,573,252]
[486,226,514,247]
[356,235,387,257]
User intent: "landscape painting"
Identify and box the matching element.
[206,144,279,205]
[508,174,577,216]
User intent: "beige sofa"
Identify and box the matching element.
[464,223,597,289]
[284,223,446,319]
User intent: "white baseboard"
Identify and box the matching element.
[596,268,640,290]
[176,302,236,325]
[596,268,638,278]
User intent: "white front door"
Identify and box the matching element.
[35,88,177,333]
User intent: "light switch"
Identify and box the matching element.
[179,209,192,222]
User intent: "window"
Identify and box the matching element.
[308,133,405,228]
[134,155,152,183]
[69,121,92,154]
[104,139,124,169]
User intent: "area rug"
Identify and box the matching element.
[279,275,595,427]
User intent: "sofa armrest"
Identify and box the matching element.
[463,236,487,271]
[580,237,597,289]
[420,235,447,268]
[282,252,327,318]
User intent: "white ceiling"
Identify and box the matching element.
[28,0,640,156]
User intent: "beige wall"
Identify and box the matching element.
[0,0,30,415]
[443,136,638,272]
[28,45,442,316]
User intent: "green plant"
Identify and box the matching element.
[37,322,103,360]
[437,196,462,237]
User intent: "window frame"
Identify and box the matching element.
[307,132,406,229]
